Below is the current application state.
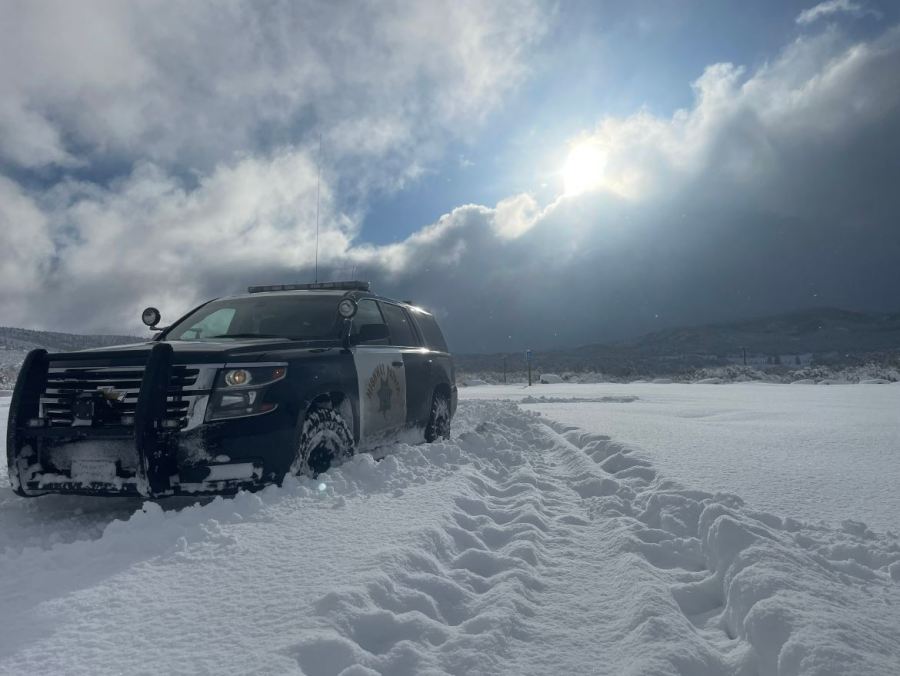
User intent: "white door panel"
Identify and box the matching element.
[352,346,407,446]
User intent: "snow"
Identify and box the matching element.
[462,383,900,533]
[2,391,900,674]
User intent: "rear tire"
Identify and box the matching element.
[292,405,355,478]
[424,391,451,442]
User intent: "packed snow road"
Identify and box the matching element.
[1,393,899,675]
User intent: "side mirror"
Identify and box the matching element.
[142,307,161,328]
[338,300,359,349]
[353,323,389,345]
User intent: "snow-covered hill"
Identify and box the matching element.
[1,390,898,675]
[0,327,142,390]
[455,307,900,379]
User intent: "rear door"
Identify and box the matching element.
[379,302,432,430]
[410,307,454,411]
[350,299,406,447]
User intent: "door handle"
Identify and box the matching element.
[392,361,404,367]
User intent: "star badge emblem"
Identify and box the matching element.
[377,378,393,416]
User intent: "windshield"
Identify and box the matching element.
[165,295,344,341]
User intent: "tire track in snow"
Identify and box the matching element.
[293,403,900,675]
[293,403,574,675]
[542,417,900,675]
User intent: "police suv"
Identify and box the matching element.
[6,282,457,498]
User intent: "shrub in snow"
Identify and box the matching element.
[838,362,900,383]
[787,365,835,383]
[539,373,563,384]
[691,365,770,383]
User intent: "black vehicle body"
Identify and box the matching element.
[6,284,457,498]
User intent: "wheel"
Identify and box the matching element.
[291,405,355,478]
[424,390,451,442]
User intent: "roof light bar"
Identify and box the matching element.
[248,281,370,293]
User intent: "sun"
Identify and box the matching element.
[562,141,607,195]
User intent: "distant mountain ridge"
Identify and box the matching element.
[457,307,900,376]
[600,307,900,356]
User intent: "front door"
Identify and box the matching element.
[350,300,407,447]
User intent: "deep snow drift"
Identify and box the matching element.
[1,393,899,675]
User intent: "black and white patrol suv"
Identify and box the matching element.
[6,282,457,498]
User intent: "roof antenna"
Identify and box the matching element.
[314,133,322,284]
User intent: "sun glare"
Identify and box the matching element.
[562,141,607,195]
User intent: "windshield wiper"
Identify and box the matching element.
[208,333,287,339]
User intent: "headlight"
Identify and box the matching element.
[224,368,252,386]
[206,364,287,421]
[219,366,285,389]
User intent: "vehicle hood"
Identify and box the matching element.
[58,338,341,364]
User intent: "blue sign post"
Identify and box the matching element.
[525,350,533,386]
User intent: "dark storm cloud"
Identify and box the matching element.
[360,26,900,352]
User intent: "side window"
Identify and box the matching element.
[413,312,448,352]
[380,303,419,347]
[180,308,235,340]
[350,299,388,345]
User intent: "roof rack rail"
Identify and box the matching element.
[248,281,370,294]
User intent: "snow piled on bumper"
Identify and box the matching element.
[0,398,898,675]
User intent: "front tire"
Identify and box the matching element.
[292,405,355,478]
[424,391,451,442]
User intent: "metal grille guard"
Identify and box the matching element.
[7,344,177,498]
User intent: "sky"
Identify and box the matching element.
[1,0,899,353]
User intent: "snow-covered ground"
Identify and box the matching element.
[461,383,900,533]
[1,390,899,675]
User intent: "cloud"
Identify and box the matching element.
[0,0,545,186]
[796,0,880,26]
[492,194,542,239]
[0,177,54,316]
[1,8,899,354]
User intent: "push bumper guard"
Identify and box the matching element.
[6,345,262,498]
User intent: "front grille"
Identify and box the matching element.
[40,364,202,429]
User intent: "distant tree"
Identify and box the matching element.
[795,355,801,365]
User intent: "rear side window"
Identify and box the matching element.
[380,302,419,347]
[413,312,448,352]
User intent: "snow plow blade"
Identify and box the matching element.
[7,343,177,498]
